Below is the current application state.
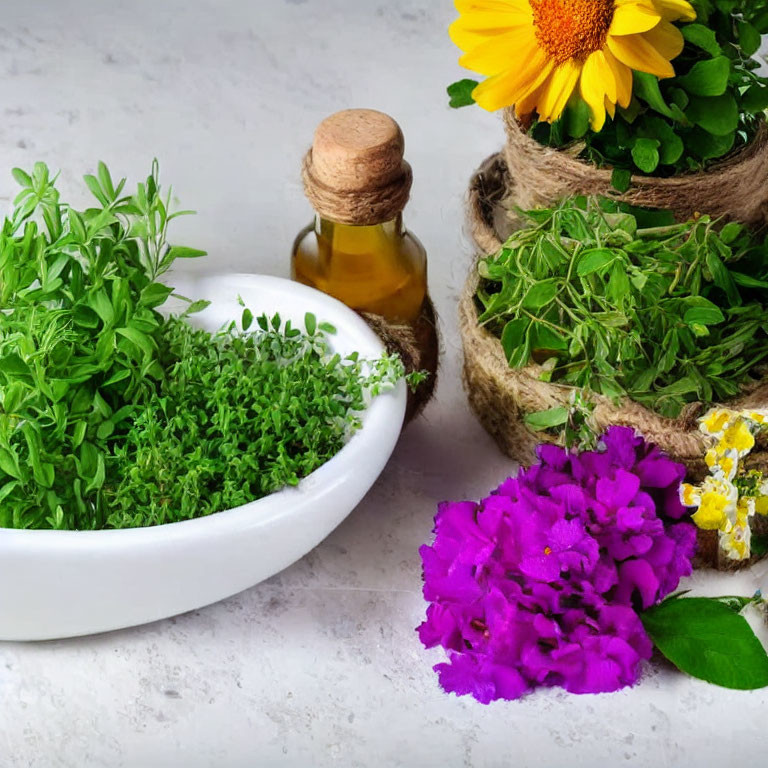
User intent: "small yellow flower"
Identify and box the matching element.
[680,483,699,507]
[693,409,768,561]
[700,408,732,436]
[449,0,696,130]
[718,420,755,457]
[721,520,751,561]
[704,447,737,481]
[690,477,737,532]
[737,496,756,519]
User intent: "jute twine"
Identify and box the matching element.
[302,150,414,228]
[461,153,768,569]
[503,109,768,228]
[363,298,439,423]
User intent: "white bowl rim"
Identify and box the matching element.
[0,273,406,545]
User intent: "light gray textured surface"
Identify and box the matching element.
[1,2,767,766]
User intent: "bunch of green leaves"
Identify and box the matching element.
[642,591,768,690]
[476,196,768,419]
[449,1,768,181]
[0,163,408,531]
[103,311,404,529]
[0,161,206,530]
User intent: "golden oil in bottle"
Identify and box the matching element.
[292,213,426,324]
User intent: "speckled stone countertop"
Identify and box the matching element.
[1,2,768,766]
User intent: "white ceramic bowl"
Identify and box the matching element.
[0,274,406,641]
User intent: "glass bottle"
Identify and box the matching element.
[292,109,427,326]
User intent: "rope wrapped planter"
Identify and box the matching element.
[461,153,768,570]
[502,110,768,228]
[362,297,439,424]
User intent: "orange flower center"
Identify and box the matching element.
[544,546,553,556]
[530,0,615,64]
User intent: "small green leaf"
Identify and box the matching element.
[681,24,722,56]
[524,407,569,431]
[87,290,115,325]
[11,168,32,187]
[719,222,742,245]
[639,117,683,165]
[642,597,768,690]
[686,94,739,136]
[732,272,768,290]
[447,79,478,108]
[742,84,768,114]
[242,308,254,331]
[0,353,33,380]
[632,138,660,173]
[738,21,762,56]
[185,299,211,315]
[611,168,632,193]
[140,282,174,308]
[607,260,631,306]
[678,57,730,97]
[168,246,207,259]
[563,97,590,139]
[530,323,568,353]
[522,280,559,310]
[633,72,674,118]
[577,248,616,276]
[97,161,116,199]
[304,313,317,335]
[683,300,725,326]
[0,448,20,480]
[116,327,154,357]
[501,318,531,367]
[685,128,735,161]
[83,174,109,206]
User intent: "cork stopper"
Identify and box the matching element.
[302,109,413,226]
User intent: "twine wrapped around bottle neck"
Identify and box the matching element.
[301,108,413,226]
[302,152,412,226]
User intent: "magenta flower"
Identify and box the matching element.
[417,427,696,703]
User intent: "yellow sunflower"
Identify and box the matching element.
[450,0,696,130]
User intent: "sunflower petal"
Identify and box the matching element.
[459,24,539,76]
[607,32,675,79]
[537,60,582,123]
[472,49,554,112]
[640,19,685,61]
[580,51,612,130]
[603,47,634,107]
[610,3,662,36]
[450,1,532,48]
[651,0,696,22]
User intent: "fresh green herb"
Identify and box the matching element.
[531,1,768,178]
[641,593,768,690]
[0,163,404,530]
[0,160,204,530]
[103,312,404,529]
[476,196,768,418]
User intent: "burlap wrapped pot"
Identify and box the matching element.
[461,154,768,570]
[502,109,768,229]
